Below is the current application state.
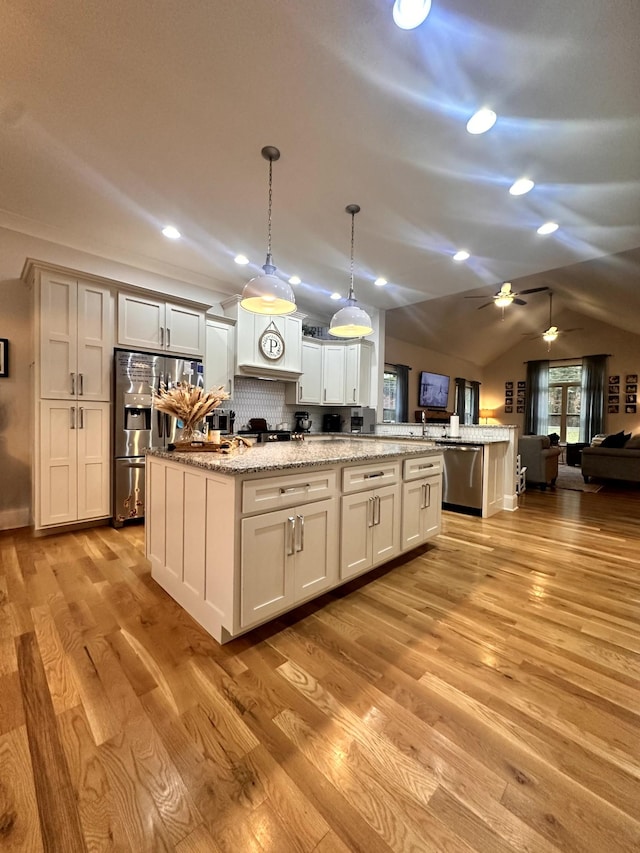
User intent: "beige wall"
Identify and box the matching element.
[482,307,640,437]
[0,226,234,529]
[385,336,481,419]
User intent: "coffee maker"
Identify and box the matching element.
[294,411,312,433]
[322,413,342,433]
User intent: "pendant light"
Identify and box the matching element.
[329,204,373,338]
[240,146,296,316]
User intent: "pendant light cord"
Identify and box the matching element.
[349,209,355,302]
[267,156,273,259]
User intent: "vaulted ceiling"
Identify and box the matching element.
[1,1,639,346]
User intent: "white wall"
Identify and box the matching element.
[482,308,640,437]
[0,225,234,529]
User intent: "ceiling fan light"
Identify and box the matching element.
[495,293,514,308]
[466,108,497,135]
[543,327,559,342]
[537,221,559,235]
[509,178,535,196]
[329,303,373,338]
[453,250,470,261]
[392,0,432,30]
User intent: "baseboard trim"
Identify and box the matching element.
[0,507,31,531]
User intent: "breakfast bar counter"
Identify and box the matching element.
[145,440,443,643]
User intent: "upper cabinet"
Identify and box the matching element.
[39,271,113,401]
[287,338,373,407]
[345,341,372,407]
[222,296,303,379]
[205,316,235,397]
[117,293,206,356]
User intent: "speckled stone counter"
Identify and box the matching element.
[146,438,441,476]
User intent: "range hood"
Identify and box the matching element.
[236,364,302,382]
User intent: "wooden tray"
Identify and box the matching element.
[171,436,255,453]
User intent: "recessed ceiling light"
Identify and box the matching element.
[537,221,559,235]
[453,250,470,262]
[234,254,250,265]
[392,0,432,30]
[466,108,497,135]
[374,277,387,287]
[330,292,342,300]
[162,225,181,239]
[288,275,301,285]
[509,178,535,196]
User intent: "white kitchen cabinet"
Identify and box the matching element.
[298,340,323,404]
[345,341,372,406]
[117,292,205,356]
[39,400,111,527]
[341,483,400,580]
[322,345,346,404]
[39,272,113,401]
[205,316,235,397]
[401,476,441,550]
[240,497,338,629]
[222,297,303,378]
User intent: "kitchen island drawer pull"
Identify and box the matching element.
[364,471,385,479]
[417,463,434,469]
[280,484,310,494]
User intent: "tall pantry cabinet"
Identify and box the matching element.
[29,267,113,529]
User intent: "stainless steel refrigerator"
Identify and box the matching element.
[112,349,203,526]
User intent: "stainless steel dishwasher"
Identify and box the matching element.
[440,443,483,514]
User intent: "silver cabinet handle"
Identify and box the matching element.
[299,385,303,399]
[70,372,76,395]
[70,406,76,429]
[167,328,171,348]
[353,388,356,402]
[287,517,296,556]
[79,373,84,396]
[280,484,310,494]
[417,463,434,470]
[296,514,304,552]
[160,326,164,347]
[364,471,385,479]
[79,407,84,429]
[228,379,232,393]
[374,494,381,525]
[424,482,430,508]
[323,389,327,402]
[368,496,375,527]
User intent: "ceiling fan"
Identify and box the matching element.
[465,282,549,311]
[523,292,581,349]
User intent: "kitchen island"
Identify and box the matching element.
[146,439,443,643]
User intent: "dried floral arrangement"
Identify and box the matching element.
[153,382,230,440]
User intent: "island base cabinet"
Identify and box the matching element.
[401,476,442,551]
[241,498,338,629]
[340,484,400,580]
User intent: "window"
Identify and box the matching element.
[383,366,398,422]
[548,364,582,442]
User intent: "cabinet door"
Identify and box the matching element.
[118,293,164,350]
[298,341,322,404]
[422,476,442,539]
[39,401,78,526]
[293,499,338,600]
[401,479,425,551]
[241,509,296,628]
[40,273,78,399]
[345,344,360,406]
[77,283,113,401]
[322,345,346,405]
[282,316,302,373]
[77,403,111,520]
[206,318,235,396]
[166,303,206,356]
[372,484,400,566]
[340,491,374,579]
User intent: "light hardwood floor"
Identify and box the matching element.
[1,483,639,852]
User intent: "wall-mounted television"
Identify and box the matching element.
[419,371,450,409]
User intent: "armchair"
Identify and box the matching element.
[518,435,562,489]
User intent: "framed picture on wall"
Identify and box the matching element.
[517,381,526,389]
[609,375,620,385]
[626,405,637,414]
[609,384,620,394]
[626,374,638,383]
[505,389,513,398]
[505,381,513,389]
[608,395,620,404]
[626,394,637,404]
[505,405,513,413]
[516,405,525,414]
[608,405,619,413]
[517,389,526,398]
[625,384,637,393]
[0,339,8,378]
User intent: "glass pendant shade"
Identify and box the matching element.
[329,204,373,339]
[543,326,559,343]
[240,146,296,316]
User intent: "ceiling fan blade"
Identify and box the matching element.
[562,327,582,333]
[464,295,490,299]
[477,301,494,309]
[513,298,527,305]
[519,286,549,295]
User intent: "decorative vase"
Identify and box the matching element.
[178,424,196,443]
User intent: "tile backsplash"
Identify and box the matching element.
[229,378,347,432]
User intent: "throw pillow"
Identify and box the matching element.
[600,430,631,448]
[624,434,640,448]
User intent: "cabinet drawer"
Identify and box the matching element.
[242,469,337,514]
[342,461,399,494]
[403,454,443,481]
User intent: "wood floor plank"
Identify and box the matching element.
[0,726,44,852]
[16,631,87,852]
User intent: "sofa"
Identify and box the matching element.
[581,432,640,483]
[518,435,562,489]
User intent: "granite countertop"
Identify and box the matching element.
[146,438,442,475]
